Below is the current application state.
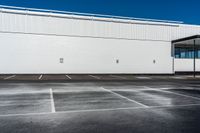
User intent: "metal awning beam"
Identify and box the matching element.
[172,35,200,44]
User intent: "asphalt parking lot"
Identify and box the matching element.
[0,80,200,133]
[1,74,200,82]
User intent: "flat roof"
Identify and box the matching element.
[0,5,183,25]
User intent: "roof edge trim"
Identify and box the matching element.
[0,4,184,24]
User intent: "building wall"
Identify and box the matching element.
[0,32,172,74]
[0,9,200,74]
[174,59,200,72]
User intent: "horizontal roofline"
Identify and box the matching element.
[0,5,184,24]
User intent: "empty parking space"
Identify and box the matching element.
[69,75,97,80]
[53,87,142,112]
[88,75,101,79]
[0,90,51,115]
[109,75,127,79]
[41,74,69,80]
[102,86,200,107]
[11,75,40,80]
[164,88,200,99]
[94,75,127,80]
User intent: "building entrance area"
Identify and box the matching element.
[172,35,200,76]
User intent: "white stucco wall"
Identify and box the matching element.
[0,32,173,74]
[174,59,200,72]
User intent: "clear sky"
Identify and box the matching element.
[0,0,199,24]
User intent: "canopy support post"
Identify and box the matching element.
[193,40,196,78]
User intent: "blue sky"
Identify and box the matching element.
[0,0,199,24]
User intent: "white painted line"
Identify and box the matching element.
[152,88,200,101]
[110,75,127,79]
[136,76,151,79]
[105,88,167,93]
[38,75,43,80]
[101,87,148,108]
[65,75,72,79]
[50,88,56,113]
[171,76,186,79]
[4,75,16,80]
[88,75,101,79]
[127,87,172,92]
[1,103,200,117]
[52,103,200,113]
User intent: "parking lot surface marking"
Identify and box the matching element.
[136,76,151,79]
[0,89,51,115]
[38,75,43,80]
[0,102,200,117]
[105,86,200,106]
[110,75,127,79]
[53,87,142,112]
[149,87,200,100]
[50,88,56,113]
[65,75,72,79]
[101,87,149,108]
[4,75,16,80]
[172,76,186,79]
[88,75,101,79]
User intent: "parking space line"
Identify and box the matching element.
[152,88,200,101]
[110,75,127,79]
[65,75,72,79]
[4,75,16,80]
[50,88,56,113]
[88,75,101,79]
[101,87,148,108]
[127,87,200,100]
[128,87,171,92]
[136,76,151,79]
[1,103,200,117]
[38,75,43,80]
[171,76,186,79]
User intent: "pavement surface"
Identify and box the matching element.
[1,74,200,82]
[0,80,200,133]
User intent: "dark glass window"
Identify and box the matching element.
[175,47,200,59]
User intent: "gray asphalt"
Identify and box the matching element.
[0,81,200,133]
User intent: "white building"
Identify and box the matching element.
[0,5,200,74]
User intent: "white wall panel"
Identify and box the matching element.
[174,59,200,72]
[93,21,109,38]
[2,12,12,31]
[132,24,145,40]
[0,32,173,74]
[0,12,2,30]
[119,23,132,39]
[1,11,200,42]
[108,22,120,38]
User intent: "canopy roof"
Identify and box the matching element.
[172,35,200,46]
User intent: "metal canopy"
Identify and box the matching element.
[172,35,200,45]
[172,35,200,77]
